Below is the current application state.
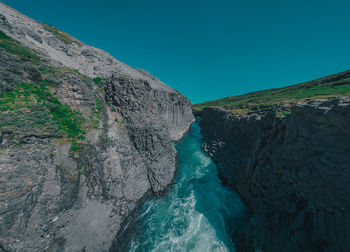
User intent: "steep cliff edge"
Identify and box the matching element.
[0,3,193,252]
[200,97,350,251]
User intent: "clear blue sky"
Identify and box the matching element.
[3,0,350,103]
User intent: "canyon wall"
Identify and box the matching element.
[200,97,350,251]
[0,3,193,251]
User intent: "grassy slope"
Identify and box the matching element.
[0,29,105,153]
[0,30,41,64]
[193,70,350,114]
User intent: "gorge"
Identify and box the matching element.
[118,122,248,252]
[1,2,350,252]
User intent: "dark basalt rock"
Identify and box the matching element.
[200,97,350,252]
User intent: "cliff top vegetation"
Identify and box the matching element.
[193,70,350,114]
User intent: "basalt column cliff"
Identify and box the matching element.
[0,3,193,251]
[200,97,350,251]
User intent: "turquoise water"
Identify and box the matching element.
[124,123,247,252]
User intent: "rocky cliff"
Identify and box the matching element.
[200,97,350,251]
[0,3,193,251]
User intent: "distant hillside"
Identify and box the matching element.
[193,70,350,114]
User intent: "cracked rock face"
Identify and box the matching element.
[0,3,194,252]
[200,97,350,252]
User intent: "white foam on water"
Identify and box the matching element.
[151,211,229,252]
[126,123,246,252]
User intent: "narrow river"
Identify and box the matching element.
[123,122,247,251]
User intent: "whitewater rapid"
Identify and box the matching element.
[124,122,247,252]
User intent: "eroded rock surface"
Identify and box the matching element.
[200,97,350,252]
[0,3,193,251]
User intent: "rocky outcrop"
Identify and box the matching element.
[0,2,173,91]
[104,76,193,193]
[0,3,193,252]
[200,97,350,252]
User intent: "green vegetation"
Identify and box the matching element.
[0,30,41,64]
[70,140,84,153]
[0,82,48,111]
[0,82,85,149]
[93,77,106,86]
[114,117,124,124]
[72,69,90,79]
[276,110,292,118]
[0,29,103,155]
[40,65,89,83]
[49,97,85,139]
[43,24,82,45]
[193,71,350,114]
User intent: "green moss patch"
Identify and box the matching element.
[93,77,106,86]
[0,82,85,147]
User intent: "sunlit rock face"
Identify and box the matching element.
[0,2,193,251]
[200,97,350,252]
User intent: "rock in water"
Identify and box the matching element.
[200,97,350,252]
[0,2,193,251]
